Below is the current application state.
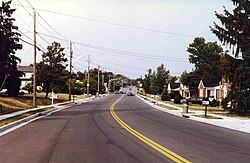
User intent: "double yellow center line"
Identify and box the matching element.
[110,95,191,163]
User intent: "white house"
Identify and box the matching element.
[198,79,229,101]
[167,82,190,98]
[17,65,33,89]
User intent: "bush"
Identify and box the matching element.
[161,89,171,101]
[174,94,182,104]
[169,92,175,99]
[210,99,219,107]
[6,71,21,97]
[22,83,33,93]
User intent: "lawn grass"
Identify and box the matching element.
[158,104,179,110]
[168,101,224,111]
[0,92,67,115]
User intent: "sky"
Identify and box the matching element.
[10,0,234,79]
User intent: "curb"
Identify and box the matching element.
[0,95,104,135]
[0,107,57,134]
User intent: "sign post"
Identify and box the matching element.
[51,90,54,106]
[202,100,209,117]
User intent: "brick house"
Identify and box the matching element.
[198,78,230,101]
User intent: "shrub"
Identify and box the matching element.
[22,83,33,93]
[174,94,182,104]
[6,71,21,97]
[161,89,171,101]
[210,99,219,107]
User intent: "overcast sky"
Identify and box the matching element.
[11,0,234,79]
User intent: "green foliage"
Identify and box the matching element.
[211,0,250,112]
[174,93,182,104]
[82,76,98,95]
[181,37,224,96]
[6,70,21,96]
[161,89,171,101]
[187,37,223,82]
[210,99,219,107]
[37,42,68,98]
[180,70,201,96]
[22,82,33,93]
[0,1,22,96]
[142,64,170,95]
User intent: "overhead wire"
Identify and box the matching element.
[12,3,213,39]
[36,32,189,63]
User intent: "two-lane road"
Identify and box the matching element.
[0,95,249,163]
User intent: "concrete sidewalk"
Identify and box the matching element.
[137,94,250,134]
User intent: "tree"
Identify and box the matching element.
[141,64,170,95]
[142,69,153,94]
[187,37,223,83]
[180,70,201,97]
[211,0,250,112]
[181,37,225,96]
[82,76,98,95]
[37,42,68,99]
[154,64,170,94]
[0,0,22,96]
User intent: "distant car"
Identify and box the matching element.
[126,91,134,96]
[19,89,29,95]
[114,90,119,94]
[119,90,124,94]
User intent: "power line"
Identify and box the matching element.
[37,32,189,63]
[16,0,32,16]
[92,59,147,71]
[13,3,213,39]
[21,0,70,44]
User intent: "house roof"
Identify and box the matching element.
[170,83,180,89]
[17,65,33,73]
[203,80,220,87]
[199,79,220,88]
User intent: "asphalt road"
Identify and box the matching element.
[0,94,249,163]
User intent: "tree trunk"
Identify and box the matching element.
[45,82,50,99]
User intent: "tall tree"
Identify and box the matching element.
[187,37,223,83]
[154,64,170,94]
[142,69,153,94]
[211,0,250,112]
[0,0,22,96]
[141,64,170,95]
[37,42,68,99]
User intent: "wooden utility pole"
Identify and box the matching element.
[97,65,100,96]
[68,42,73,101]
[87,54,90,96]
[33,10,37,107]
[102,68,104,87]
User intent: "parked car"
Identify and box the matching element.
[114,90,119,94]
[0,89,7,95]
[186,97,202,105]
[19,89,29,95]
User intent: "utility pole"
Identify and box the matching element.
[102,68,104,87]
[33,10,37,107]
[97,65,100,96]
[68,42,73,101]
[108,75,110,93]
[113,78,115,93]
[87,54,90,96]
